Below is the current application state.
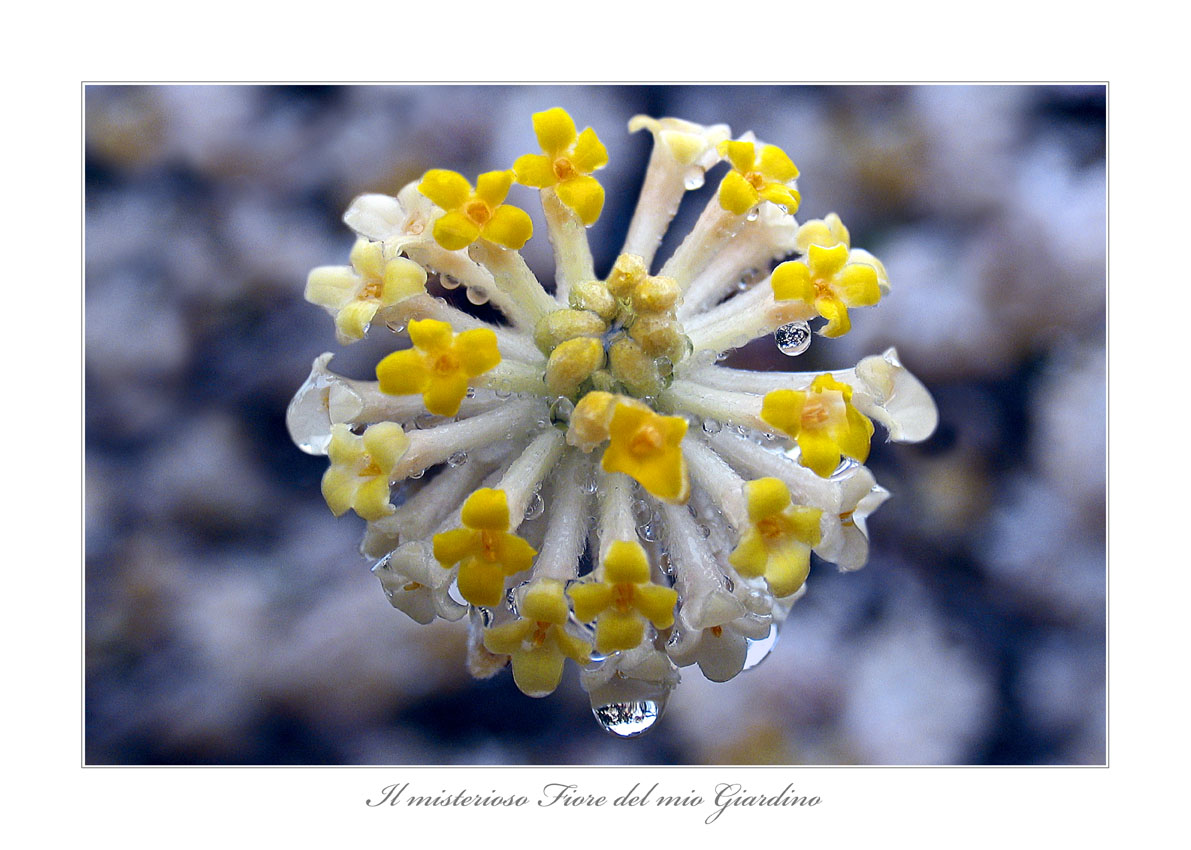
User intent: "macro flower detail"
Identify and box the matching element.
[761,374,875,477]
[291,106,937,736]
[375,318,501,417]
[771,242,882,338]
[729,477,822,597]
[483,579,592,697]
[716,139,801,215]
[417,168,533,251]
[514,107,609,225]
[305,237,428,342]
[569,541,678,654]
[320,422,409,521]
[432,488,538,608]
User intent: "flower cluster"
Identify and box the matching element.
[289,107,937,737]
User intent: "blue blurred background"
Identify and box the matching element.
[84,84,1105,765]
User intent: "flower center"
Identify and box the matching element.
[359,456,383,477]
[710,625,723,637]
[757,516,786,541]
[465,199,492,225]
[433,351,460,375]
[403,581,422,591]
[531,621,551,647]
[629,424,664,456]
[553,157,576,181]
[479,529,502,561]
[801,397,831,427]
[746,170,767,190]
[361,279,384,300]
[612,583,635,612]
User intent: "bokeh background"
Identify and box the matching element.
[84,84,1106,765]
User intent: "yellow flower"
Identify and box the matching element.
[601,403,690,503]
[728,478,822,597]
[483,579,592,697]
[320,422,410,521]
[304,238,427,341]
[760,375,875,478]
[375,318,501,417]
[513,107,609,225]
[569,541,677,654]
[771,243,881,337]
[432,489,537,607]
[716,139,800,215]
[417,168,533,251]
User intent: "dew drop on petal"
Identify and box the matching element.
[774,321,812,356]
[385,320,407,334]
[683,171,705,191]
[440,275,461,290]
[745,208,760,222]
[524,491,544,521]
[466,286,490,306]
[447,450,469,468]
[701,417,722,435]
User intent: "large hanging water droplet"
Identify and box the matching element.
[592,700,664,738]
[466,286,490,306]
[745,208,760,222]
[774,321,812,356]
[385,320,407,334]
[683,171,705,191]
[440,274,462,290]
[742,624,780,671]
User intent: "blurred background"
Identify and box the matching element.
[84,84,1106,765]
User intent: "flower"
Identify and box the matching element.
[417,168,533,251]
[290,107,937,732]
[761,374,875,477]
[514,107,609,225]
[320,422,409,520]
[729,477,822,597]
[432,488,537,607]
[716,139,800,215]
[569,541,677,654]
[483,579,592,697]
[375,318,501,417]
[305,238,427,342]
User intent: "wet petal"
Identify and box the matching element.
[555,175,605,225]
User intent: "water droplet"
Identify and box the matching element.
[697,524,711,539]
[409,467,425,479]
[774,321,812,356]
[505,586,520,616]
[592,700,664,738]
[715,350,730,362]
[743,624,780,670]
[448,580,466,606]
[636,522,659,542]
[745,208,760,222]
[494,386,512,399]
[465,387,476,399]
[722,574,735,592]
[385,320,407,334]
[549,396,574,423]
[683,171,705,191]
[581,475,598,495]
[466,286,490,306]
[447,450,468,468]
[414,412,437,430]
[440,275,461,290]
[736,278,750,292]
[652,356,674,379]
[831,456,861,477]
[524,491,544,521]
[701,417,722,435]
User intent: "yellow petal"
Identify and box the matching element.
[532,107,577,155]
[418,169,472,211]
[353,475,395,521]
[457,557,506,607]
[758,144,799,182]
[320,465,359,517]
[350,238,385,280]
[595,610,646,653]
[335,299,380,341]
[483,620,534,655]
[759,183,801,213]
[570,127,609,173]
[809,243,850,278]
[513,153,556,188]
[633,584,677,628]
[362,422,409,471]
[521,580,569,624]
[433,527,478,566]
[744,477,792,521]
[770,261,814,303]
[601,405,690,503]
[510,646,566,697]
[381,257,428,305]
[550,628,592,664]
[568,582,614,623]
[422,371,469,417]
[718,170,759,215]
[305,266,359,311]
[461,488,510,531]
[786,505,824,546]
[764,540,811,597]
[432,210,480,251]
[797,429,841,478]
[555,175,605,225]
[474,169,514,206]
[816,296,852,338]
[728,531,768,579]
[326,423,362,466]
[454,328,502,376]
[481,204,533,249]
[407,318,454,353]
[835,263,881,307]
[494,532,537,575]
[796,215,850,253]
[760,389,806,438]
[719,139,757,174]
[376,349,429,396]
[837,405,875,463]
[603,540,651,584]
